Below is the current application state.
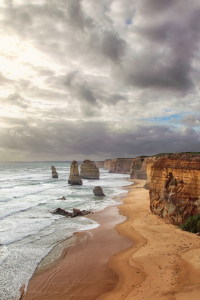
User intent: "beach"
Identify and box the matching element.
[23,180,200,300]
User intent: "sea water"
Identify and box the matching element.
[0,161,131,300]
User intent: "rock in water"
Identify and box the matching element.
[57,196,66,200]
[68,160,82,185]
[51,165,58,178]
[93,186,105,196]
[80,160,99,179]
[52,207,91,217]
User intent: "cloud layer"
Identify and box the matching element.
[1,0,200,161]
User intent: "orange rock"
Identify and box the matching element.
[109,158,134,174]
[149,153,200,225]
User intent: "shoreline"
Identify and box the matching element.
[22,179,200,300]
[98,180,200,300]
[22,189,133,300]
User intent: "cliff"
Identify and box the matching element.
[96,161,104,168]
[149,153,200,225]
[81,160,99,179]
[130,156,149,179]
[51,165,58,178]
[109,158,134,174]
[104,159,112,170]
[68,160,82,185]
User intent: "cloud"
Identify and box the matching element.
[6,93,30,109]
[1,0,200,160]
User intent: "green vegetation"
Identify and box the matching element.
[180,214,200,233]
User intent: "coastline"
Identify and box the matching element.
[22,179,200,300]
[98,179,200,300]
[22,191,133,300]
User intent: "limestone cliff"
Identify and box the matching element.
[51,166,58,178]
[149,153,200,225]
[81,160,99,179]
[109,158,134,174]
[68,160,82,185]
[96,161,104,168]
[130,156,149,179]
[104,159,112,170]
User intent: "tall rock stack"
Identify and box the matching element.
[51,166,58,178]
[68,160,82,185]
[81,160,99,179]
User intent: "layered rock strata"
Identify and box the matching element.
[130,156,149,179]
[109,158,134,174]
[104,159,112,170]
[93,186,105,196]
[81,160,99,179]
[51,165,58,178]
[149,153,200,225]
[68,160,82,185]
[96,161,104,168]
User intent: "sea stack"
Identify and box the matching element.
[68,160,82,185]
[51,165,58,178]
[80,160,99,179]
[93,186,105,196]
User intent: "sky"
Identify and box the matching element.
[1,0,200,161]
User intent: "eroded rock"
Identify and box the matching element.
[93,186,105,196]
[149,153,200,225]
[109,158,134,174]
[52,207,91,217]
[68,160,82,185]
[57,196,66,200]
[80,160,99,179]
[51,165,58,178]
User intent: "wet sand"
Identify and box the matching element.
[23,180,200,300]
[23,197,133,300]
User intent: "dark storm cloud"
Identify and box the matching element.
[124,0,200,92]
[1,119,200,159]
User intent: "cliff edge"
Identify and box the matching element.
[149,153,200,225]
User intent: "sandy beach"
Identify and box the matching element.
[23,180,200,300]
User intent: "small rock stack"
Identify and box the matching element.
[68,160,82,185]
[51,166,58,178]
[93,186,105,196]
[80,160,99,179]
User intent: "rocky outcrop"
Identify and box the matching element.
[52,207,91,217]
[68,160,82,185]
[109,158,134,174]
[57,196,66,200]
[96,161,104,168]
[93,186,105,196]
[51,166,58,178]
[130,156,149,179]
[80,160,99,179]
[104,159,112,170]
[149,153,200,226]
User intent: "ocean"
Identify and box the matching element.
[0,161,131,300]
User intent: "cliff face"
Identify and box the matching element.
[149,153,200,225]
[96,161,104,168]
[130,156,149,179]
[109,158,134,174]
[104,159,112,170]
[81,160,99,179]
[68,160,82,185]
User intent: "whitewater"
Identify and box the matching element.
[0,161,131,300]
